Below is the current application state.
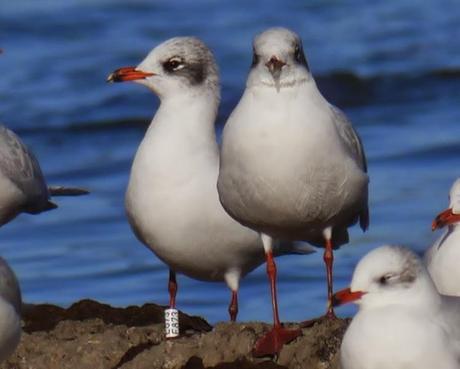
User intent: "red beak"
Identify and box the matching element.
[332,287,365,307]
[265,56,286,73]
[432,208,460,230]
[107,66,154,82]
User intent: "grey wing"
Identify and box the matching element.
[330,105,367,173]
[330,106,369,231]
[0,125,49,200]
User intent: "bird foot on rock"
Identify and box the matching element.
[252,325,302,358]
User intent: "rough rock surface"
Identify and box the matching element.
[1,299,348,369]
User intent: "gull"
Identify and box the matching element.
[425,178,460,295]
[107,37,313,323]
[333,245,460,369]
[0,257,22,362]
[0,125,89,227]
[217,26,369,355]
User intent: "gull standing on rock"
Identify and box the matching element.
[333,245,460,369]
[0,257,22,362]
[426,178,460,295]
[217,27,369,355]
[107,37,313,323]
[0,125,88,227]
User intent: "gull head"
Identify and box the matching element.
[248,27,310,92]
[432,178,460,230]
[333,245,438,311]
[107,37,219,100]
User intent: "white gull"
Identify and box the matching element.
[217,27,369,356]
[334,245,460,369]
[426,178,460,295]
[107,36,313,323]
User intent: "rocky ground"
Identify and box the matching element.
[2,300,348,369]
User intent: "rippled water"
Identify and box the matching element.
[0,0,459,323]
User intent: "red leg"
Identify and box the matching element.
[168,269,177,309]
[324,237,336,319]
[229,290,238,322]
[267,250,281,327]
[300,232,337,328]
[252,250,301,357]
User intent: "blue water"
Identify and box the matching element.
[0,0,459,323]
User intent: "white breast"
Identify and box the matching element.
[219,82,367,238]
[126,100,263,282]
[341,306,459,369]
[425,227,460,296]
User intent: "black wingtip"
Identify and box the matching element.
[48,186,90,197]
[45,201,58,211]
[360,207,370,232]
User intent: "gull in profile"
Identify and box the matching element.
[426,178,460,295]
[333,245,460,369]
[108,36,313,324]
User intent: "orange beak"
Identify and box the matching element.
[332,287,365,307]
[107,66,154,83]
[432,208,460,230]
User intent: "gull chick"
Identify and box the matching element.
[0,126,88,226]
[217,27,369,355]
[426,178,460,295]
[333,245,460,369]
[108,37,313,323]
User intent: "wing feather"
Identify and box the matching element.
[0,125,49,204]
[330,106,369,231]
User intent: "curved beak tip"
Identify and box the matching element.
[332,288,365,307]
[265,56,286,92]
[265,56,286,74]
[106,66,154,83]
[432,208,457,231]
[106,73,116,83]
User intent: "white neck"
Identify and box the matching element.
[148,87,218,138]
[448,223,460,231]
[129,88,220,193]
[247,74,326,107]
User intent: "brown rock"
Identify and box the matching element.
[3,300,348,369]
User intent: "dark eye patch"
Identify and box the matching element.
[293,42,309,71]
[378,274,392,285]
[251,48,259,68]
[162,57,184,73]
[294,45,301,60]
[162,55,206,86]
[376,269,416,288]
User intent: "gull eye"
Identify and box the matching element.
[294,45,302,62]
[378,274,393,285]
[292,42,309,70]
[163,57,184,72]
